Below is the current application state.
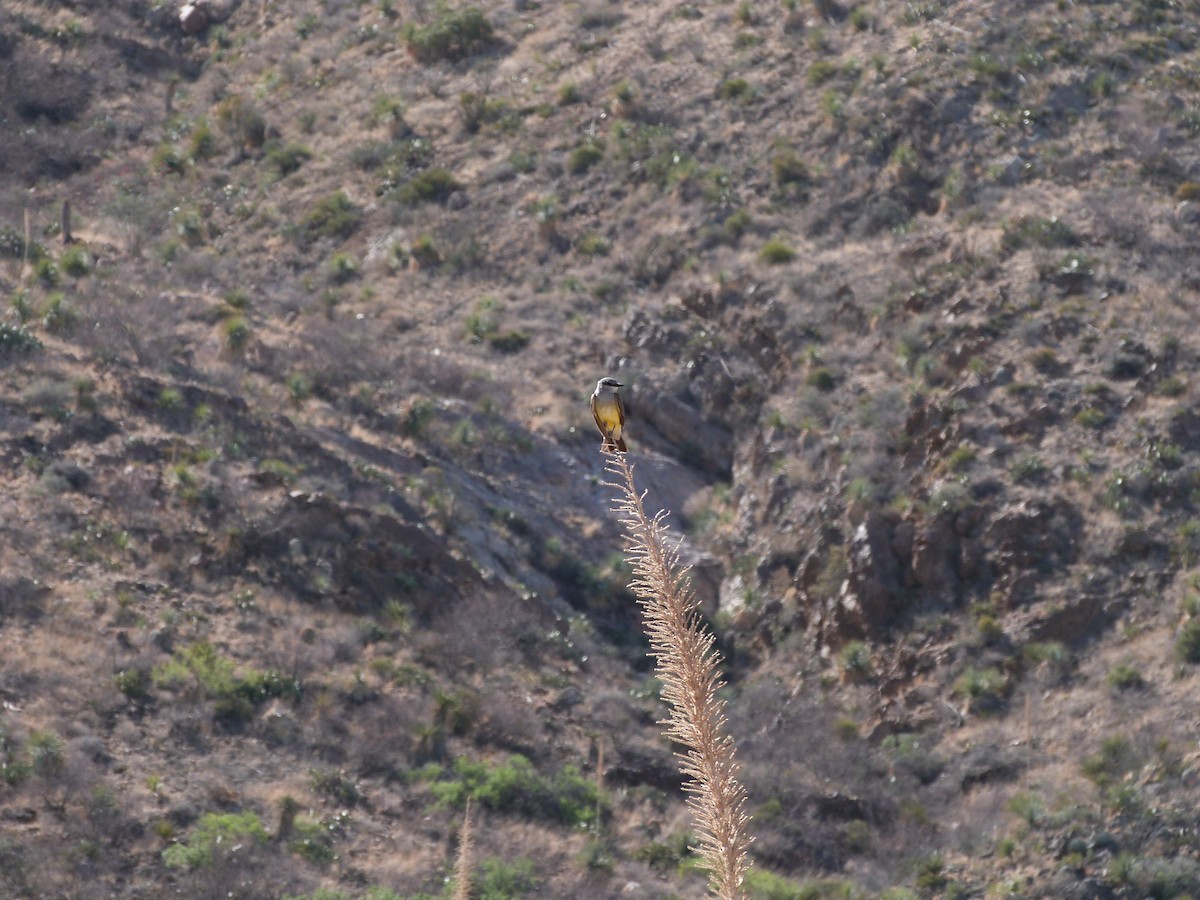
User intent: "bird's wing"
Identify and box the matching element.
[615,393,626,430]
[590,393,607,435]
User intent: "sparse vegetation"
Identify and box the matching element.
[402,8,495,63]
[4,0,1200,896]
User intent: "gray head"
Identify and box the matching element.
[596,376,623,391]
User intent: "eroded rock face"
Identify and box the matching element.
[985,498,1083,606]
[800,492,1086,643]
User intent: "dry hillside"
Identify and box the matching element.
[3,0,1200,897]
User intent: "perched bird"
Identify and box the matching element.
[590,376,628,452]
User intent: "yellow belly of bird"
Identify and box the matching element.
[594,397,622,438]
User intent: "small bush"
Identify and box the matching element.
[224,316,251,352]
[292,191,362,246]
[0,322,43,355]
[34,257,60,287]
[328,253,359,284]
[807,60,840,86]
[42,294,79,334]
[567,141,605,175]
[402,8,495,63]
[1107,663,1145,690]
[395,168,462,205]
[152,143,186,176]
[216,95,267,148]
[188,117,217,161]
[1082,736,1140,787]
[953,666,1008,711]
[575,233,609,256]
[805,367,836,392]
[839,640,872,680]
[1176,617,1200,663]
[558,82,582,105]
[428,754,604,827]
[60,244,91,277]
[1074,408,1107,429]
[1009,454,1045,483]
[1000,216,1076,253]
[477,857,539,898]
[759,238,796,265]
[266,141,312,177]
[488,330,530,354]
[771,149,809,194]
[115,667,153,701]
[162,812,268,869]
[724,207,752,239]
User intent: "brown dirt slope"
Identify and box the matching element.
[2,0,1200,897]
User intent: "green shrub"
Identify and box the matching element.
[744,869,855,899]
[395,168,462,205]
[1009,454,1045,483]
[34,257,60,286]
[488,330,530,354]
[28,730,65,780]
[42,294,79,334]
[839,640,872,680]
[717,77,753,100]
[427,754,604,827]
[1082,736,1140,787]
[188,117,217,161]
[558,82,582,105]
[807,60,840,86]
[328,253,359,284]
[805,366,836,392]
[224,316,251,352]
[1107,662,1145,690]
[953,666,1008,710]
[759,238,796,265]
[771,149,809,192]
[114,667,153,701]
[575,233,609,256]
[154,642,299,726]
[60,244,91,277]
[162,812,268,869]
[292,191,362,246]
[286,373,312,404]
[402,8,494,62]
[1000,216,1076,253]
[151,143,186,176]
[567,141,605,174]
[1177,617,1200,663]
[476,857,539,898]
[288,818,336,865]
[266,141,312,177]
[0,322,43,355]
[216,95,267,148]
[724,207,752,239]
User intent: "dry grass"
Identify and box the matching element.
[453,797,473,900]
[607,451,752,900]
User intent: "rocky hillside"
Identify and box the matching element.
[3,0,1200,897]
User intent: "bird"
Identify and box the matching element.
[590,376,628,452]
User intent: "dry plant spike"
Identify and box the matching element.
[452,796,473,900]
[605,451,752,900]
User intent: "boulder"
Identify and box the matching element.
[179,3,208,33]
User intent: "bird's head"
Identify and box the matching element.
[596,376,623,391]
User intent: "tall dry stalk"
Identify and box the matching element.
[606,452,752,900]
[452,797,473,900]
